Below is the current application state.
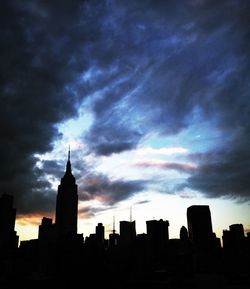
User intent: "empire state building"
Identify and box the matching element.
[55,149,78,237]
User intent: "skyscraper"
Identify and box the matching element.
[96,222,105,244]
[222,223,245,253]
[55,149,78,237]
[187,205,213,245]
[0,194,19,254]
[146,219,169,260]
[120,220,136,247]
[187,205,219,273]
[146,219,169,244]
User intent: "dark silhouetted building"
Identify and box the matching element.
[38,217,57,276]
[120,220,136,247]
[0,194,19,255]
[38,217,56,241]
[108,217,120,248]
[109,231,120,248]
[223,223,245,252]
[19,239,39,276]
[146,219,169,262]
[222,223,247,274]
[53,150,84,279]
[187,205,213,245]
[180,226,188,240]
[146,219,169,245]
[55,149,78,238]
[187,205,220,273]
[229,223,245,238]
[96,222,105,245]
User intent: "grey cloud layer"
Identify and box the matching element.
[82,0,250,200]
[1,0,87,213]
[78,173,147,205]
[185,135,250,200]
[1,0,250,215]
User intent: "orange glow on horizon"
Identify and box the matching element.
[16,213,54,226]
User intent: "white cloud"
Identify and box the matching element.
[136,146,189,156]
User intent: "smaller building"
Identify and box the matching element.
[146,219,169,262]
[120,220,136,247]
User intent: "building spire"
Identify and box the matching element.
[66,145,72,174]
[113,215,116,234]
[68,145,71,162]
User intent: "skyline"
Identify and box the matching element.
[1,0,250,243]
[2,192,249,287]
[15,154,250,243]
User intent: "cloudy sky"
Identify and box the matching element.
[1,0,250,241]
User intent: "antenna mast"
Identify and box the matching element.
[68,145,71,161]
[113,215,115,234]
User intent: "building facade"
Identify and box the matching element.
[55,150,78,238]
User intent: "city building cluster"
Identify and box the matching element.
[0,152,249,287]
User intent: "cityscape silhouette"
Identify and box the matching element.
[0,154,249,288]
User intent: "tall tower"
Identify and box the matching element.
[0,194,19,254]
[96,223,105,244]
[120,221,136,247]
[146,219,169,261]
[187,205,213,244]
[146,219,169,248]
[55,148,78,238]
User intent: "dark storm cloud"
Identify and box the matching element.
[82,0,249,148]
[135,161,197,174]
[1,0,250,216]
[78,173,147,205]
[40,150,89,180]
[184,133,250,200]
[40,160,64,180]
[85,120,142,156]
[0,0,88,213]
[80,0,250,200]
[78,205,112,219]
